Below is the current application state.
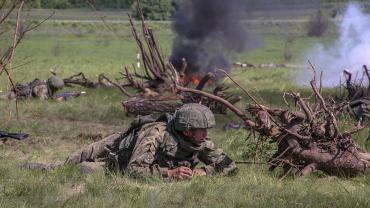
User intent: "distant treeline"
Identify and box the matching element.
[27,0,135,9]
[24,0,369,9]
[11,0,370,21]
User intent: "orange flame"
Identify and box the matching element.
[191,75,201,85]
[188,74,214,86]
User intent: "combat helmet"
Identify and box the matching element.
[174,103,216,131]
[47,76,64,90]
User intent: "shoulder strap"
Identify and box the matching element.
[105,114,170,172]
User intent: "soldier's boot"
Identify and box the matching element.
[0,92,15,100]
[0,94,7,100]
[65,133,121,164]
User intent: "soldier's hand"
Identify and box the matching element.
[193,168,207,177]
[167,166,193,180]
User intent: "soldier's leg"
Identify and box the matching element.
[0,91,15,100]
[22,162,105,174]
[0,93,8,100]
[65,133,121,164]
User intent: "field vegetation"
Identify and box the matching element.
[0,8,369,208]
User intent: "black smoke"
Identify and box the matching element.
[170,0,321,76]
[170,0,261,76]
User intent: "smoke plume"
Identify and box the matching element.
[300,3,370,86]
[170,0,261,76]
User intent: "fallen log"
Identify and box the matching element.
[122,96,182,115]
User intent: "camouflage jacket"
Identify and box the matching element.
[124,120,237,178]
[10,79,52,100]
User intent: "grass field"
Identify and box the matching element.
[0,9,369,208]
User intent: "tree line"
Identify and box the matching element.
[15,0,370,21]
[27,0,135,9]
[25,0,368,9]
[24,0,175,20]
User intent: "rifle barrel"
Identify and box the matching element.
[0,131,29,140]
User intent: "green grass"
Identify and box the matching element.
[1,158,369,208]
[1,10,370,208]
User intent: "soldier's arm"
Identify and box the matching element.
[197,140,238,176]
[126,125,169,178]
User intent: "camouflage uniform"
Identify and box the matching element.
[3,76,64,100]
[65,104,237,178]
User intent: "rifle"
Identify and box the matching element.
[55,91,86,101]
[0,131,29,141]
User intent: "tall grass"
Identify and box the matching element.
[0,13,369,208]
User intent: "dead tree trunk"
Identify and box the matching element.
[342,67,370,100]
[177,70,370,177]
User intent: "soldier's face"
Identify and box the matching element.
[183,128,208,145]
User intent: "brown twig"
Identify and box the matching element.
[86,0,130,41]
[218,68,310,140]
[99,74,133,97]
[217,68,265,110]
[343,121,370,137]
[363,65,370,83]
[2,0,24,74]
[309,64,341,139]
[176,85,248,121]
[0,1,17,25]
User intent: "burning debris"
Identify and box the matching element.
[116,11,241,116]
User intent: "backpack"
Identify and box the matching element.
[13,79,48,99]
[13,83,32,99]
[105,113,171,172]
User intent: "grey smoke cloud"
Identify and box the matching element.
[170,0,262,76]
[300,3,370,86]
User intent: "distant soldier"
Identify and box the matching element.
[1,76,64,100]
[26,103,238,180]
